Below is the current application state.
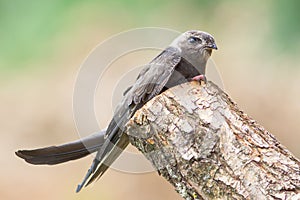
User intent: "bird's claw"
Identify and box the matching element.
[190,74,207,85]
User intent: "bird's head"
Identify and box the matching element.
[170,30,217,67]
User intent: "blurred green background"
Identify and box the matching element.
[2,0,300,200]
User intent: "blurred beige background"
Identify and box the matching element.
[2,1,300,200]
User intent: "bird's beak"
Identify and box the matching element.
[206,43,218,50]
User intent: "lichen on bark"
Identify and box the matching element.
[125,81,300,200]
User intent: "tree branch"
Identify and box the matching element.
[125,81,300,200]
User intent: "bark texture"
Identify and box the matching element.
[125,81,300,200]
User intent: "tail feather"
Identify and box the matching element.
[76,132,129,192]
[15,130,106,165]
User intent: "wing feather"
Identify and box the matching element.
[129,47,181,105]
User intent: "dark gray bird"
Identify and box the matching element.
[16,30,217,192]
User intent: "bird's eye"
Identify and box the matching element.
[188,37,202,44]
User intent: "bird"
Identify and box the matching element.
[15,30,218,192]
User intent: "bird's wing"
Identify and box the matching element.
[76,46,182,192]
[128,46,181,105]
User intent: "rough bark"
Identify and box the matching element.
[125,81,300,200]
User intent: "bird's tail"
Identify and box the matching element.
[76,131,129,192]
[15,130,106,165]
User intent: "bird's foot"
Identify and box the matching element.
[190,74,207,85]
